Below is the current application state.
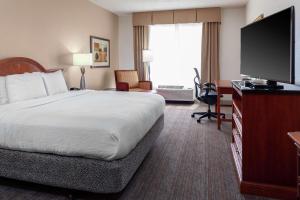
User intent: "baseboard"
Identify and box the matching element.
[240,181,297,200]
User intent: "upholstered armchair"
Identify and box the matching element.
[114,70,152,92]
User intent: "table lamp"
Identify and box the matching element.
[73,53,92,89]
[142,50,153,81]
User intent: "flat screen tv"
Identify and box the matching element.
[241,7,295,85]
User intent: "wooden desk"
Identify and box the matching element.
[288,132,300,200]
[214,80,233,130]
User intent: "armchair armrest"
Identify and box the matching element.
[139,81,152,90]
[116,82,129,91]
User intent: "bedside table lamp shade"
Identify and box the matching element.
[73,53,92,89]
[142,50,153,63]
[142,50,153,81]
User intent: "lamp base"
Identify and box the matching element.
[148,64,151,81]
[80,67,86,90]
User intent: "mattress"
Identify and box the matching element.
[0,90,165,160]
[0,115,164,193]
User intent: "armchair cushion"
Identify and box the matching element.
[115,70,139,89]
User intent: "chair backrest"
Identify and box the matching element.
[193,68,202,98]
[193,68,218,105]
[115,70,139,88]
[194,68,201,81]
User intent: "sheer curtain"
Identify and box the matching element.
[149,23,202,88]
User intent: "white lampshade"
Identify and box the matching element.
[142,50,153,63]
[73,53,93,66]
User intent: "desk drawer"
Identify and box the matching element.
[233,113,242,137]
[233,128,242,159]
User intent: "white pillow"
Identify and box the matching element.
[6,73,48,103]
[42,70,68,95]
[0,77,8,104]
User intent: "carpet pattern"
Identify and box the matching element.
[0,104,272,200]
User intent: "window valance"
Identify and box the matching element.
[133,7,221,26]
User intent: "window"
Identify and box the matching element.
[149,23,202,88]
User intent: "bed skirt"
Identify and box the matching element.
[0,115,164,193]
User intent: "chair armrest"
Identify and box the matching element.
[139,81,152,90]
[202,86,218,96]
[116,82,129,91]
[203,86,216,92]
[202,86,210,96]
[204,82,216,89]
[204,82,215,86]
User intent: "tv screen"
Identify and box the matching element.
[241,7,294,84]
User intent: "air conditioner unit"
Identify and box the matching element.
[156,85,194,102]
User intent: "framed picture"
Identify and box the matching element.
[90,36,110,68]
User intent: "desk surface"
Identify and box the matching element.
[288,132,300,146]
[214,80,233,130]
[215,80,232,88]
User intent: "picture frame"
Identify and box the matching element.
[90,36,110,68]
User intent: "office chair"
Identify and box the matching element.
[191,68,225,123]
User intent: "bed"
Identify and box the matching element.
[0,57,165,193]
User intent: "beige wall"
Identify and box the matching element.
[220,7,246,80]
[246,0,300,84]
[118,14,134,69]
[0,0,119,89]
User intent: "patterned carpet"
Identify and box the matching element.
[0,103,272,200]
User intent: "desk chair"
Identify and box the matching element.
[191,68,225,123]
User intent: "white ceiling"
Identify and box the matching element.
[91,0,248,15]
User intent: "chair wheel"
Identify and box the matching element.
[191,114,195,118]
[68,194,74,200]
[197,119,201,123]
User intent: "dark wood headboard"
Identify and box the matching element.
[0,57,56,76]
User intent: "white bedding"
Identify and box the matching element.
[0,90,165,160]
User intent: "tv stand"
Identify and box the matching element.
[231,81,300,199]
